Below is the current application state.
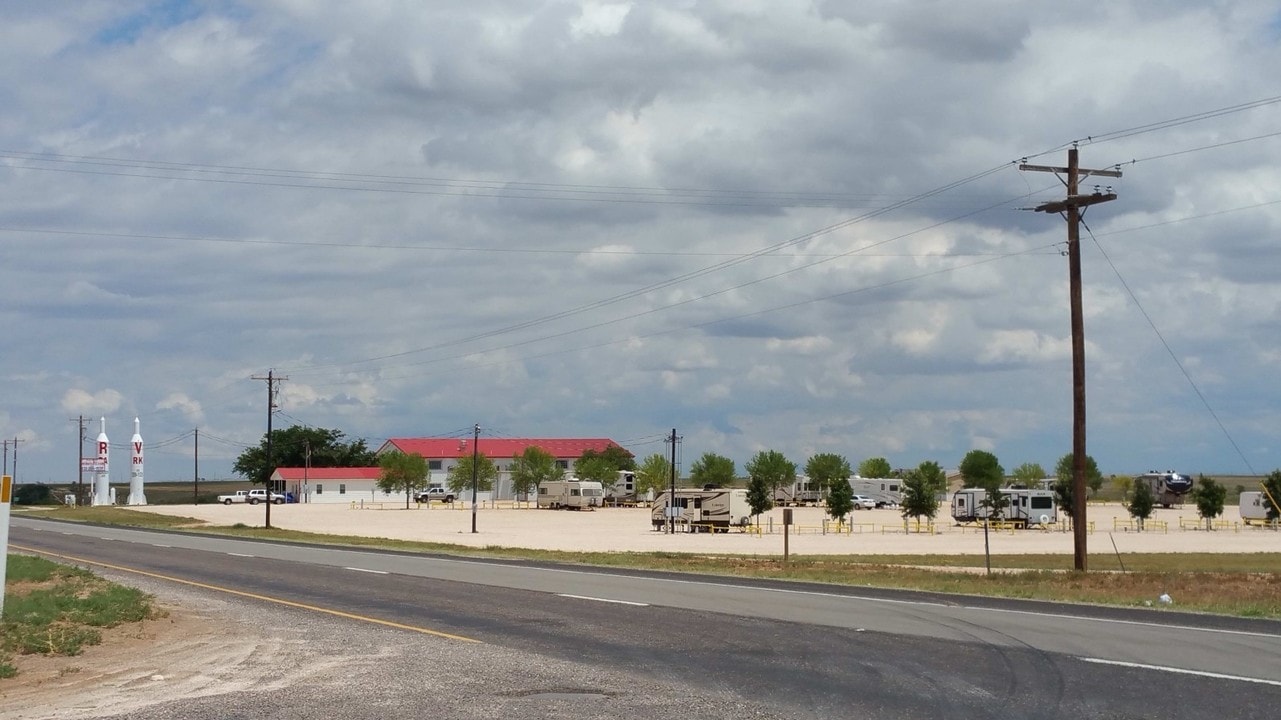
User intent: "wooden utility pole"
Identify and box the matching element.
[252,371,287,528]
[1021,148,1121,572]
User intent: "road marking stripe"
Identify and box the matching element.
[152,544,172,548]
[9,544,480,644]
[227,552,254,557]
[344,567,389,575]
[1079,657,1281,687]
[558,593,649,607]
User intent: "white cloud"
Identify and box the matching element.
[61,388,124,416]
[3,2,1280,483]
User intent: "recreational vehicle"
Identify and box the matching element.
[537,478,604,510]
[603,470,643,505]
[1134,471,1195,508]
[847,477,904,508]
[951,487,1057,527]
[1239,491,1277,526]
[773,476,824,506]
[652,488,752,532]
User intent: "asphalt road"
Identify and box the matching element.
[9,516,1281,719]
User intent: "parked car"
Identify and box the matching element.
[415,486,456,504]
[851,494,877,510]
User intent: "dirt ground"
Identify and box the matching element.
[123,500,1280,555]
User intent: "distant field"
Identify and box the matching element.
[33,480,255,505]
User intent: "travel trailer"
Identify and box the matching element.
[847,477,904,508]
[1133,471,1194,508]
[603,470,644,505]
[773,476,824,506]
[1239,491,1277,526]
[652,488,752,532]
[951,487,1057,527]
[536,478,604,510]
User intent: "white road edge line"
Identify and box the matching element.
[344,567,389,575]
[965,605,1281,639]
[226,552,254,558]
[1079,657,1281,687]
[558,593,649,607]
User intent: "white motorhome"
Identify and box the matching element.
[652,488,751,532]
[847,477,904,508]
[951,487,1057,527]
[1239,491,1277,525]
[537,478,604,510]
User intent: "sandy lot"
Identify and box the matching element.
[123,501,1280,556]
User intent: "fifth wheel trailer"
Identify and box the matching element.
[951,487,1057,527]
[652,488,751,532]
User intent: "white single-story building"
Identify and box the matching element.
[271,467,394,504]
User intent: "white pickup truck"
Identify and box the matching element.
[218,489,286,505]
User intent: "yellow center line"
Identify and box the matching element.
[10,544,481,644]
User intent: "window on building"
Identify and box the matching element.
[339,484,347,495]
[428,460,442,471]
[556,460,569,469]
[316,485,323,495]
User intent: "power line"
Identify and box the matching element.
[1080,219,1256,475]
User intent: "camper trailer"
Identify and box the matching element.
[847,477,904,508]
[1133,471,1194,508]
[951,487,1057,527]
[537,478,604,510]
[603,470,643,505]
[1239,491,1277,526]
[652,488,752,532]
[773,476,824,506]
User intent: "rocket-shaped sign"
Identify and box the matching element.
[93,417,111,506]
[127,417,147,506]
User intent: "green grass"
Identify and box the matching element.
[23,505,1281,618]
[2,555,160,679]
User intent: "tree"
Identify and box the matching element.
[689,453,736,488]
[959,450,1004,491]
[510,446,561,503]
[1263,470,1281,522]
[746,473,773,519]
[745,450,796,505]
[915,460,947,497]
[376,451,429,509]
[1191,474,1226,530]
[1052,475,1076,519]
[979,486,1010,524]
[233,426,376,485]
[805,453,851,495]
[576,445,635,488]
[13,483,54,505]
[635,453,673,498]
[1113,475,1133,501]
[574,454,616,485]
[900,464,940,525]
[826,476,854,526]
[1128,478,1155,530]
[1053,452,1104,498]
[1011,462,1046,487]
[446,453,498,496]
[858,457,892,478]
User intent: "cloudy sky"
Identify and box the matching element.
[3,1,1280,486]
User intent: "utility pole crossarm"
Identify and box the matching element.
[1019,163,1123,179]
[1032,192,1118,214]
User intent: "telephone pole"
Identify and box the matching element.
[666,428,680,534]
[70,416,86,505]
[252,371,287,529]
[193,428,200,505]
[1021,147,1121,572]
[470,423,480,534]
